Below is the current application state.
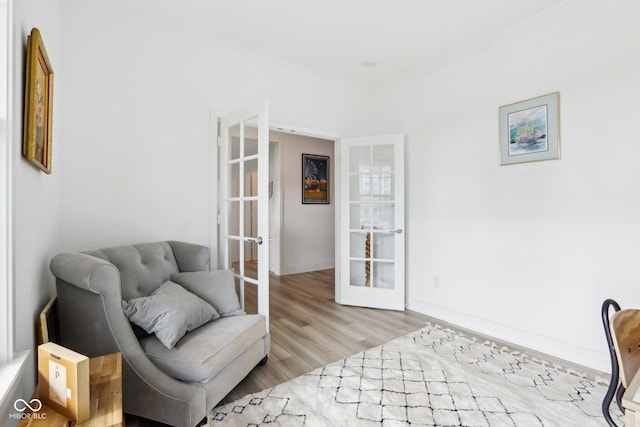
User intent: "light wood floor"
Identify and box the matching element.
[126,267,429,426]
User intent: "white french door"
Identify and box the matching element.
[337,134,405,311]
[219,101,269,330]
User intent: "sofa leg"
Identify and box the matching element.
[258,355,269,366]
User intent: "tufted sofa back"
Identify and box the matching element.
[84,242,180,301]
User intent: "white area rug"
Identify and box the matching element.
[211,323,619,426]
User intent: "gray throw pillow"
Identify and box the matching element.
[122,281,219,349]
[171,269,245,317]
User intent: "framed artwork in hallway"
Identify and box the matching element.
[302,154,329,204]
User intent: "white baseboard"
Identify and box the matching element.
[408,299,610,374]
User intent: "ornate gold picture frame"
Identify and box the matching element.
[23,28,54,174]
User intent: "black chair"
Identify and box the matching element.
[602,299,640,426]
[602,298,623,427]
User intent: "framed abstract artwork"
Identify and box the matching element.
[302,154,329,204]
[499,92,560,165]
[23,28,54,173]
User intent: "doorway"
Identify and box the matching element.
[224,129,335,277]
[268,128,335,277]
[217,114,405,313]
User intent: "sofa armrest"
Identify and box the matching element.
[50,253,121,297]
[168,241,209,272]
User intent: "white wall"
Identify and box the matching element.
[269,141,281,275]
[272,131,334,275]
[1,0,11,364]
[57,9,366,254]
[363,0,640,371]
[3,0,63,422]
[12,0,63,352]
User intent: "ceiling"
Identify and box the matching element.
[62,0,571,91]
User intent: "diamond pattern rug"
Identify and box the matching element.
[211,323,620,426]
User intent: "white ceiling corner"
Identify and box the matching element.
[61,0,580,92]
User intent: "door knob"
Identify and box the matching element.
[247,236,263,245]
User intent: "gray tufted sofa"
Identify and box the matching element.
[49,241,270,427]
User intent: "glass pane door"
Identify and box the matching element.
[220,101,269,330]
[339,134,404,310]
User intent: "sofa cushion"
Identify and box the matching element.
[123,281,220,349]
[140,314,266,383]
[171,269,245,317]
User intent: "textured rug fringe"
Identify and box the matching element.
[440,328,596,381]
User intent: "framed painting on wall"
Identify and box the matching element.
[499,92,560,165]
[302,154,329,204]
[23,28,54,174]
